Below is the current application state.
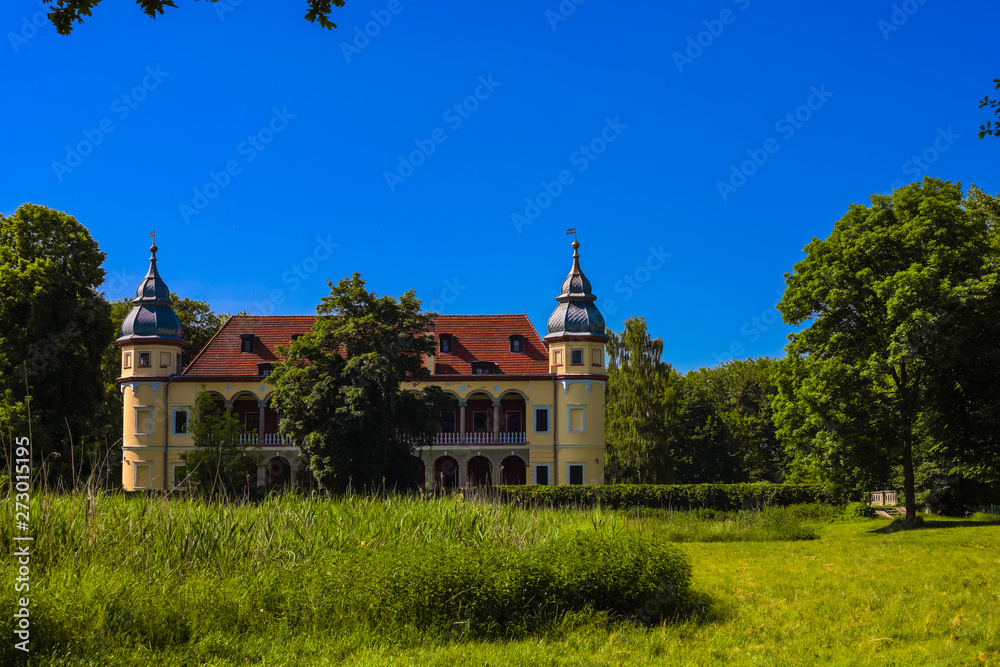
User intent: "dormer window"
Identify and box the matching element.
[471,361,495,375]
[291,334,303,343]
[509,335,525,353]
[257,363,273,377]
[439,334,454,353]
[240,334,255,353]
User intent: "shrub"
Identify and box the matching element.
[843,501,876,520]
[496,483,837,511]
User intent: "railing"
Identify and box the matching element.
[429,432,526,445]
[867,490,899,505]
[237,433,298,446]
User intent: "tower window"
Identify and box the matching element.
[123,352,132,369]
[160,352,171,368]
[509,335,524,353]
[439,334,453,353]
[592,349,603,367]
[568,464,585,486]
[553,350,563,366]
[570,349,583,365]
[534,408,550,433]
[138,352,151,368]
[173,409,188,434]
[240,334,255,353]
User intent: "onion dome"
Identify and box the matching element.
[545,239,606,338]
[118,244,185,342]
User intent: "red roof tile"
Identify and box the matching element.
[431,314,549,375]
[181,314,549,378]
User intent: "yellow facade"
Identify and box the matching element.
[118,240,608,491]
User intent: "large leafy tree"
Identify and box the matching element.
[605,316,677,483]
[268,273,444,492]
[774,178,998,523]
[0,204,113,485]
[42,0,346,34]
[692,358,785,483]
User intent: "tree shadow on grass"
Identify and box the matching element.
[869,518,1000,534]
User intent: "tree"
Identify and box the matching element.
[0,203,113,486]
[604,316,677,483]
[774,178,997,523]
[267,273,444,492]
[43,0,346,35]
[180,388,262,496]
[671,371,739,484]
[692,358,785,483]
[978,78,1000,140]
[170,293,226,369]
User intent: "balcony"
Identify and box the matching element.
[236,433,298,447]
[429,432,526,445]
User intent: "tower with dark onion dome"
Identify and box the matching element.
[542,238,608,484]
[117,244,186,491]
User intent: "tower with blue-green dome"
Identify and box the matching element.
[117,243,186,491]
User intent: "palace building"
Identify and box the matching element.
[117,239,607,491]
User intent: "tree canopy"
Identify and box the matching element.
[43,0,346,34]
[773,177,1000,522]
[978,78,999,140]
[268,274,444,492]
[0,203,112,485]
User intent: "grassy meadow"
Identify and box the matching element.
[2,491,999,666]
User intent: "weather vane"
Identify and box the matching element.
[566,227,576,239]
[149,229,156,245]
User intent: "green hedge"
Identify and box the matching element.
[492,483,836,511]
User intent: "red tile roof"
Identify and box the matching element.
[182,315,315,377]
[181,314,549,378]
[432,314,549,375]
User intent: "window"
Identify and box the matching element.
[568,464,584,485]
[245,412,260,434]
[534,464,550,486]
[509,335,524,353]
[570,349,583,365]
[135,408,152,435]
[240,334,255,353]
[506,411,522,433]
[160,352,171,368]
[473,411,488,433]
[592,348,603,367]
[173,409,188,435]
[553,349,563,366]
[440,411,456,433]
[138,351,151,367]
[534,408,549,433]
[123,352,132,369]
[439,334,453,353]
[172,464,188,489]
[568,406,585,432]
[257,363,273,377]
[471,361,495,375]
[134,463,151,489]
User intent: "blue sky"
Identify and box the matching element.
[2,0,997,372]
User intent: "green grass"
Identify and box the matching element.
[3,492,999,665]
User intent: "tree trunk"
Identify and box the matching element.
[901,435,917,522]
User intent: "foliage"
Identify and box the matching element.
[978,78,1000,139]
[773,178,998,521]
[42,0,347,34]
[179,389,262,496]
[6,492,999,665]
[843,501,876,520]
[168,292,226,369]
[495,482,838,510]
[0,203,113,485]
[604,316,676,483]
[268,273,445,492]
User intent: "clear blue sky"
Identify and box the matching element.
[2,0,997,372]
